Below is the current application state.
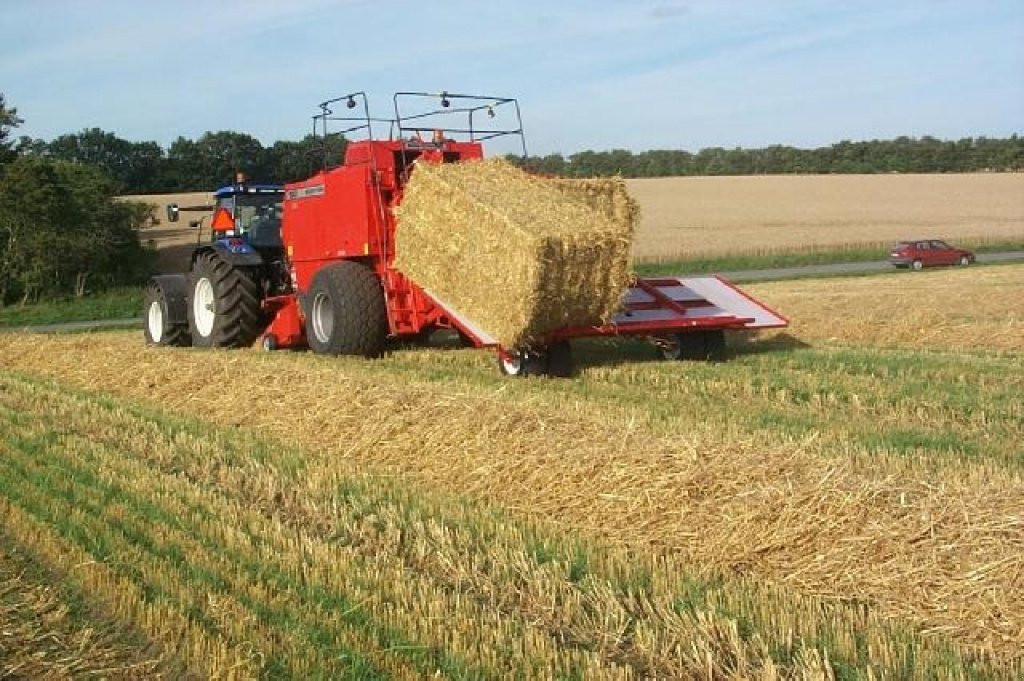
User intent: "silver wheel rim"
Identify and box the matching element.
[147,300,163,343]
[912,260,922,270]
[193,278,215,337]
[311,292,334,344]
[960,256,969,266]
[500,353,522,375]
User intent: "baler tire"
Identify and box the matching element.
[143,282,190,347]
[304,261,387,357]
[187,250,265,348]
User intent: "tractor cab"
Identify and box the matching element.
[210,177,284,250]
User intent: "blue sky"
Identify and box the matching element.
[2,0,1021,155]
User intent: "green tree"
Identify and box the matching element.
[44,128,164,193]
[0,156,151,304]
[163,131,270,190]
[267,133,346,183]
[0,93,24,166]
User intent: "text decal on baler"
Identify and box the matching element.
[285,184,325,200]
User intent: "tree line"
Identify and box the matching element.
[10,116,1024,195]
[17,128,347,195]
[1,94,151,304]
[519,136,1024,177]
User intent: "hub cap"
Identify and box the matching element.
[147,300,163,343]
[193,278,215,337]
[311,292,334,344]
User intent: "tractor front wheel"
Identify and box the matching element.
[187,250,265,347]
[143,280,190,347]
[304,261,387,357]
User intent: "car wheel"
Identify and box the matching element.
[911,259,924,271]
[958,255,970,266]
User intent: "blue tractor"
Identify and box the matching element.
[143,176,288,348]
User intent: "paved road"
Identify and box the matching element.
[4,251,1022,334]
[0,317,141,334]
[720,250,1024,282]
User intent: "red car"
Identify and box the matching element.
[889,239,975,270]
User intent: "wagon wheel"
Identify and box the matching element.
[498,349,547,377]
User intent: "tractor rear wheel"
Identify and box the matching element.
[143,281,190,347]
[187,250,265,348]
[304,261,387,357]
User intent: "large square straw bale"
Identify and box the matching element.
[395,159,638,348]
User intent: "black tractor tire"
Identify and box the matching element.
[187,250,265,348]
[143,281,190,347]
[304,261,388,357]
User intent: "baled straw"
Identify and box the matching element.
[395,159,638,348]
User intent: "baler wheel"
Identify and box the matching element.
[304,261,387,357]
[143,281,190,347]
[187,250,264,348]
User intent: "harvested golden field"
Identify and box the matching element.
[1,265,1022,677]
[745,262,1024,353]
[627,172,1024,259]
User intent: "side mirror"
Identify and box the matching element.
[166,204,179,223]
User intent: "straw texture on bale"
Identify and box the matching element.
[395,159,638,348]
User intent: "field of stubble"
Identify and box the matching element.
[1,264,1021,678]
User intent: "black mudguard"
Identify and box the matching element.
[150,274,189,325]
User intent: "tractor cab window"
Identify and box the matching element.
[237,194,284,249]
